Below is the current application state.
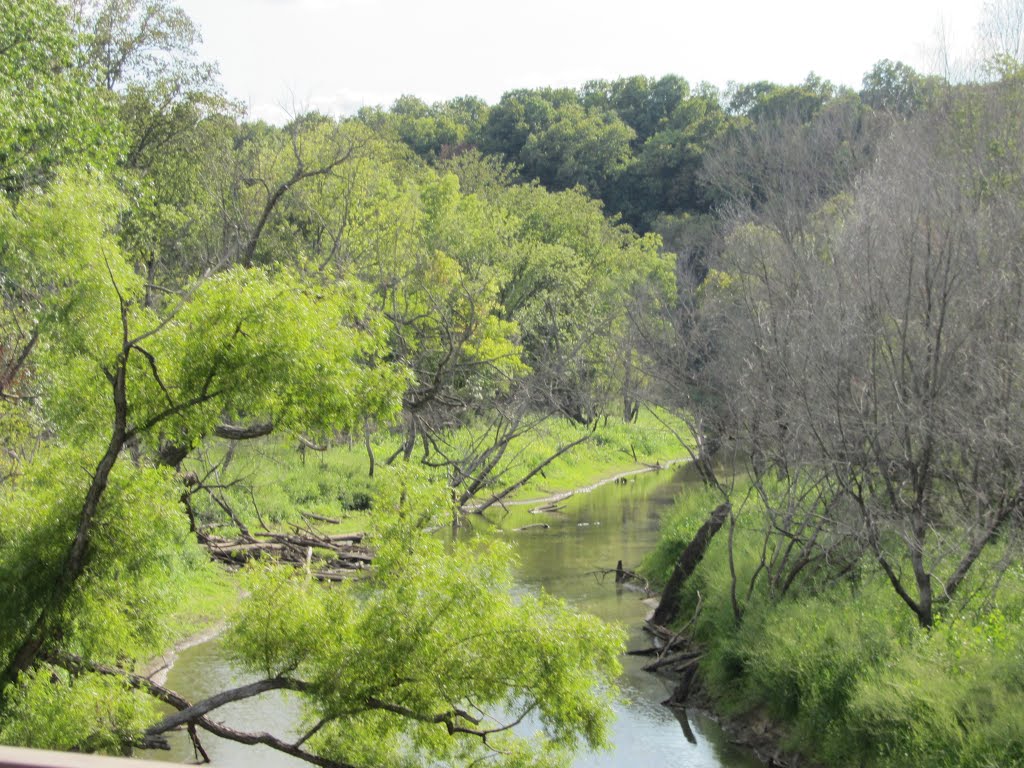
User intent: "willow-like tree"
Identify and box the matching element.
[0,4,626,762]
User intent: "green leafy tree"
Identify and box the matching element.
[0,165,405,675]
[0,0,119,194]
[726,73,840,123]
[518,104,635,199]
[860,59,937,117]
[0,173,623,764]
[494,183,668,424]
[610,84,728,227]
[480,87,580,161]
[195,466,624,768]
[582,74,689,146]
[0,5,637,763]
[369,94,490,162]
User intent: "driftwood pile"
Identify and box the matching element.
[201,529,371,581]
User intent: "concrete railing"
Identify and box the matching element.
[0,746,171,768]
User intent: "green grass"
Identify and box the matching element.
[488,409,693,502]
[641,480,1024,768]
[184,438,377,534]
[159,560,240,651]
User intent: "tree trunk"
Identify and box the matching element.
[364,425,375,478]
[2,359,129,687]
[652,503,730,626]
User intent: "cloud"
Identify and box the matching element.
[315,88,394,115]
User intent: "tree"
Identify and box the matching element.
[518,104,635,199]
[493,182,668,425]
[188,472,623,767]
[201,115,376,270]
[0,165,405,677]
[702,89,884,254]
[725,73,838,123]
[369,94,490,162]
[76,0,203,91]
[978,0,1024,67]
[610,84,727,227]
[706,82,1024,627]
[0,6,643,762]
[0,0,119,194]
[581,74,689,147]
[0,165,623,767]
[860,59,937,117]
[480,87,580,162]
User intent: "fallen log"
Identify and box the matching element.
[643,622,678,642]
[208,542,285,553]
[515,523,550,531]
[202,526,374,573]
[529,503,565,515]
[626,646,661,657]
[334,551,373,563]
[664,663,700,708]
[253,531,364,549]
[325,532,364,543]
[301,511,341,524]
[642,650,702,673]
[651,503,730,626]
[312,570,359,582]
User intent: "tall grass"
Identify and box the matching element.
[643,486,1024,767]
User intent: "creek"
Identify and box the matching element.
[148,463,761,768]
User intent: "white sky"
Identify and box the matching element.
[174,0,989,124]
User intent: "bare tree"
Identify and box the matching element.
[978,0,1024,67]
[709,83,1024,627]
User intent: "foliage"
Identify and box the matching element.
[186,438,378,528]
[647,484,1024,767]
[0,447,192,663]
[0,6,645,762]
[860,59,940,116]
[224,466,625,768]
[7,1,1024,763]
[360,94,490,162]
[0,157,407,752]
[0,0,120,193]
[0,667,158,754]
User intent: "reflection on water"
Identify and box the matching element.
[147,464,761,767]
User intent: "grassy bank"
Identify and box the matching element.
[641,486,1024,768]
[184,409,692,529]
[161,563,238,646]
[483,410,692,502]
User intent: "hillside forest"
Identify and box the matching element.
[2,1,1024,767]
